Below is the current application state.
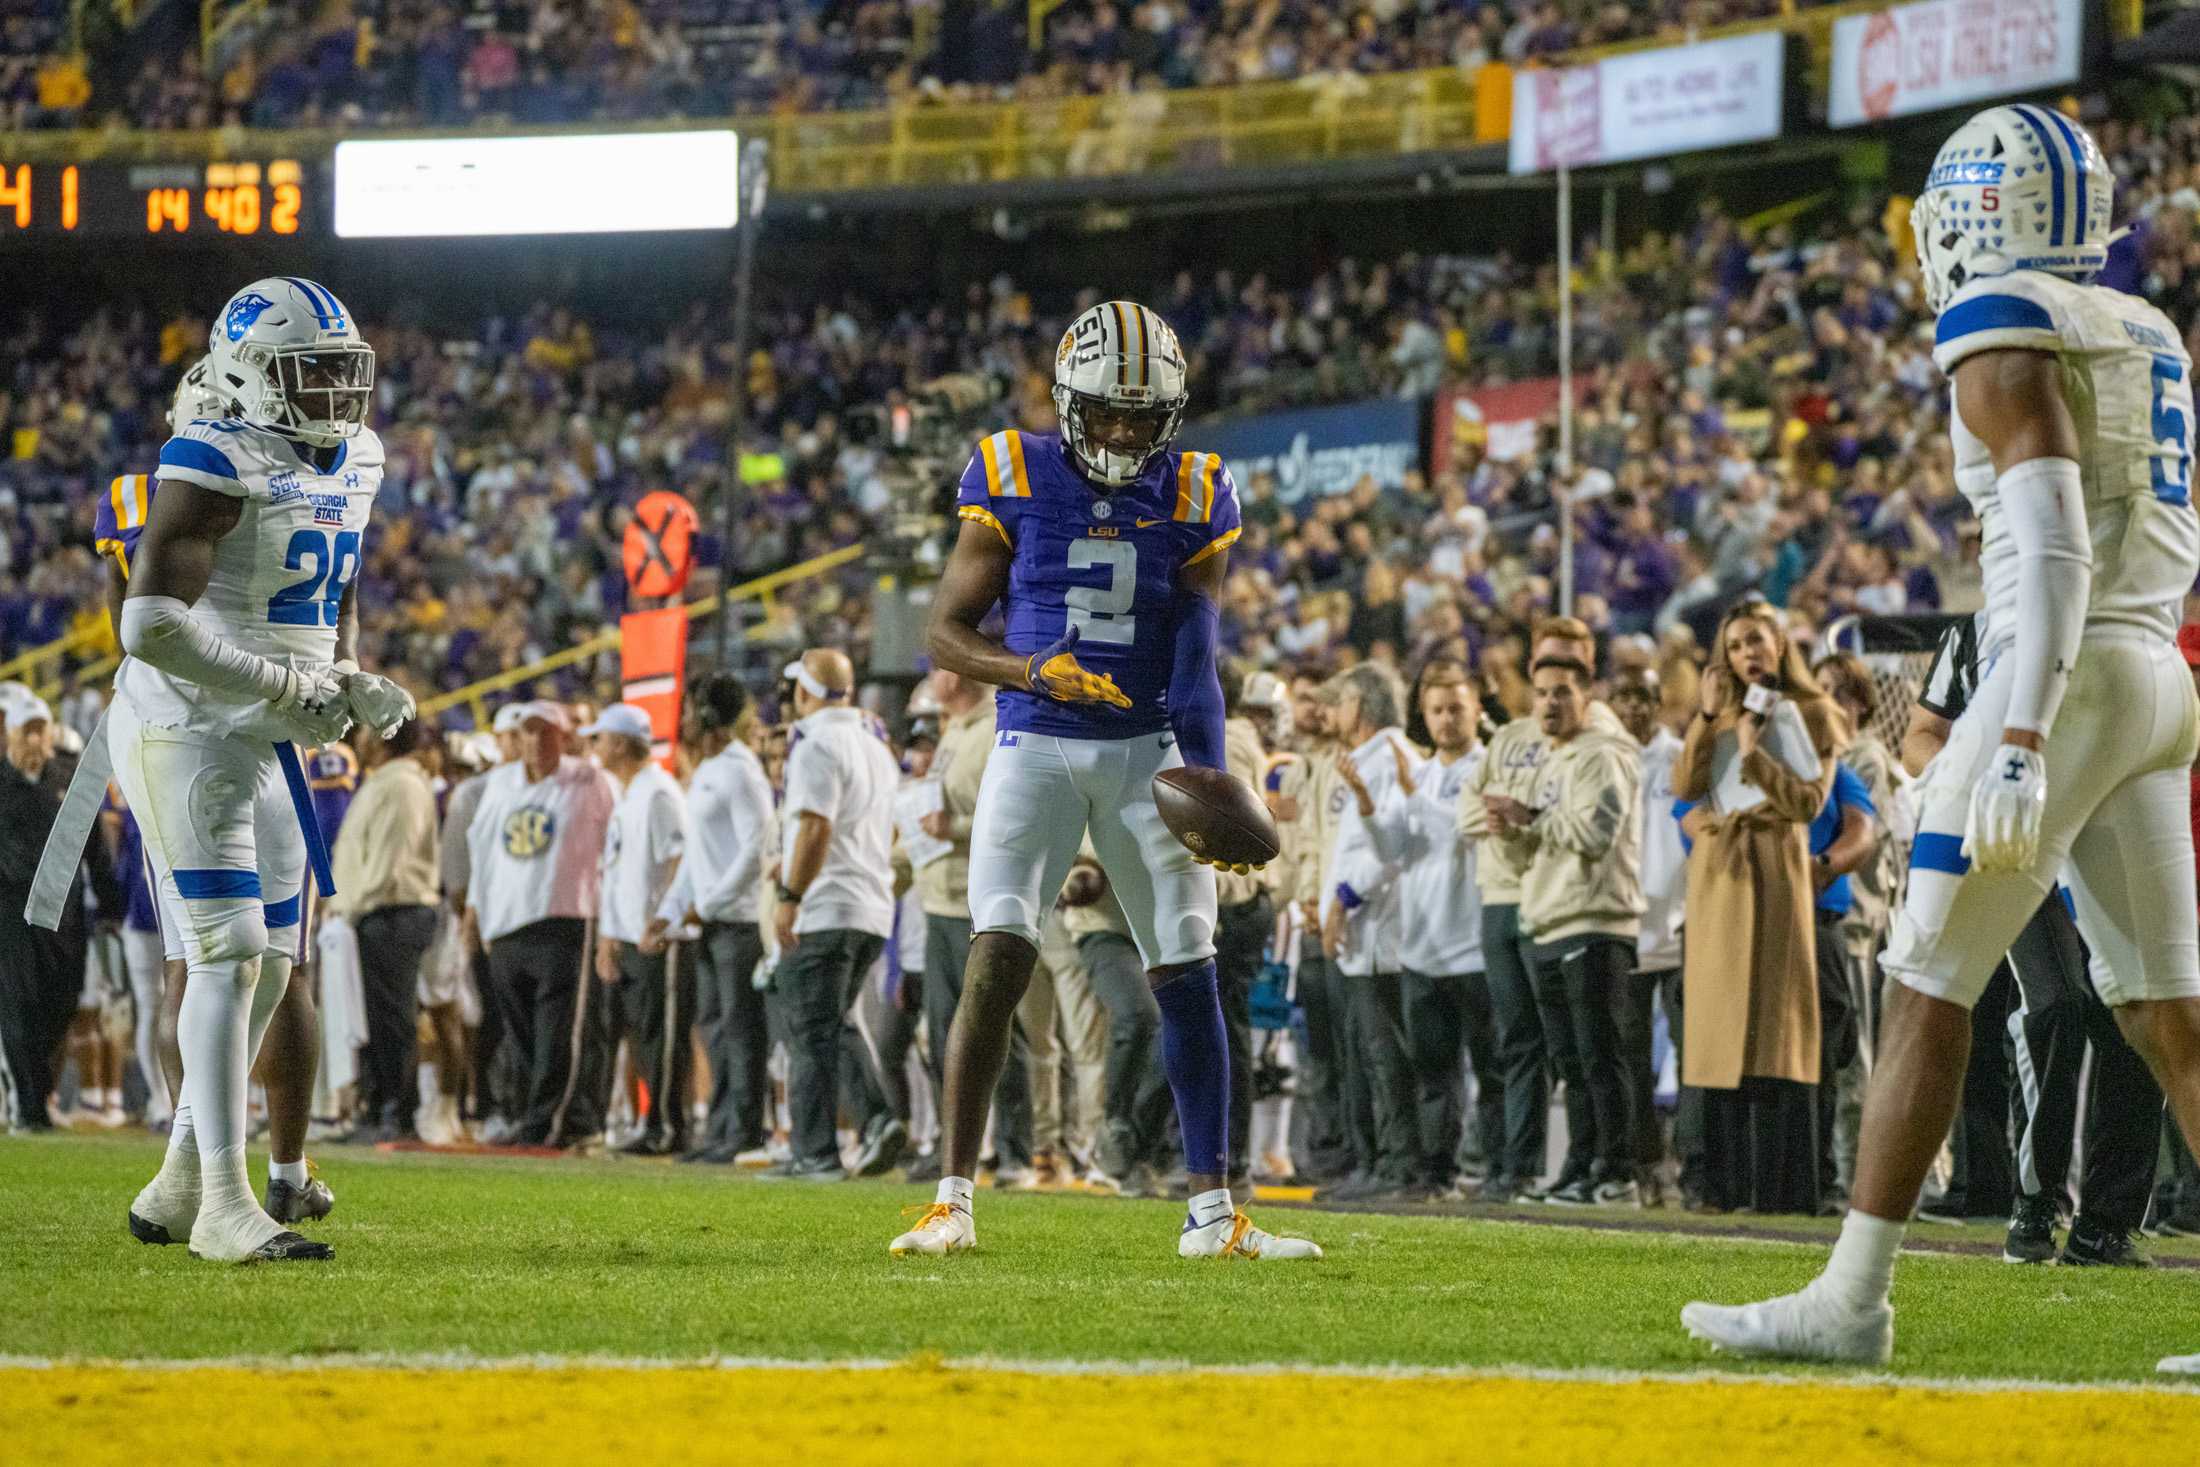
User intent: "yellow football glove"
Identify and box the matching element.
[1025,626,1133,710]
[1190,854,1264,875]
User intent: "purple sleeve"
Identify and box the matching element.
[1167,594,1227,771]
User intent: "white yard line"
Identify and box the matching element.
[2,1352,2195,1396]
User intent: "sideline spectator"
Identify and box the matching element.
[1613,667,1685,1205]
[765,649,899,1181]
[586,702,693,1157]
[465,702,617,1148]
[1675,603,1844,1215]
[329,718,444,1143]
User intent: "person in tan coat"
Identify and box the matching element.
[1675,602,1846,1214]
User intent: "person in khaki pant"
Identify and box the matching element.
[1015,908,1108,1184]
[1060,843,1172,1194]
[913,670,1033,1184]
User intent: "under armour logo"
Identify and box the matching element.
[2002,754,2028,782]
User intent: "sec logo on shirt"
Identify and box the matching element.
[504,807,557,858]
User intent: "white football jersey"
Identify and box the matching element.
[116,417,382,741]
[1934,271,2200,655]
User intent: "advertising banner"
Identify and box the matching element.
[1828,0,2082,128]
[1508,32,1784,174]
[1198,396,1424,503]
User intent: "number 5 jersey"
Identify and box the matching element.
[103,416,381,742]
[1934,270,2200,654]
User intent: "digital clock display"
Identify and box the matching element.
[0,159,316,238]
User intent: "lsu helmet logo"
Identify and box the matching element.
[503,807,556,858]
[224,292,276,342]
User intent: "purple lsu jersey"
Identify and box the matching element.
[93,473,154,576]
[955,429,1241,741]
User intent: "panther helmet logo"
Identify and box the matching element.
[224,292,277,342]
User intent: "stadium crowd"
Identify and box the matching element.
[10,106,2200,1257]
[9,0,1832,133]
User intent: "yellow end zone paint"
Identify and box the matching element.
[5,1364,2196,1466]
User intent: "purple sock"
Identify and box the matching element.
[1153,959,1229,1178]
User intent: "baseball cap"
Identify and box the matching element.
[578,702,653,742]
[517,700,572,732]
[491,703,529,734]
[1241,670,1285,709]
[5,695,53,732]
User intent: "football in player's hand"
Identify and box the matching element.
[1154,766,1281,868]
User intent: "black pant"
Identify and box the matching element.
[2002,896,2163,1231]
[355,903,439,1128]
[1215,893,1271,1180]
[1293,951,1351,1177]
[694,921,768,1151]
[607,940,697,1148]
[1702,1076,1819,1214]
[780,927,888,1170]
[1813,913,1859,1200]
[484,916,600,1145]
[1481,903,1547,1184]
[1531,933,1637,1182]
[0,907,81,1130]
[1401,968,1498,1189]
[1659,960,1706,1196]
[922,912,1032,1170]
[1623,968,1677,1177]
[1344,968,1418,1185]
[1078,931,1173,1174]
[1943,968,2018,1218]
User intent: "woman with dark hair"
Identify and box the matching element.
[1675,602,1847,1213]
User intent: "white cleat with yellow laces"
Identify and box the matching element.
[1179,1192,1322,1261]
[889,1202,976,1258]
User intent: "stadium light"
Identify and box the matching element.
[333,131,741,238]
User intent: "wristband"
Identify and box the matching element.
[776,882,801,906]
[1334,882,1364,913]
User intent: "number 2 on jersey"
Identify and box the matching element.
[268,528,359,626]
[2149,353,2193,507]
[1065,540,1137,645]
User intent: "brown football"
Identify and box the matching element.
[1153,766,1281,868]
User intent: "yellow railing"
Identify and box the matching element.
[0,66,1489,187]
[419,543,864,727]
[0,619,110,687]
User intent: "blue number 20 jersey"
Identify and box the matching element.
[956,429,1241,741]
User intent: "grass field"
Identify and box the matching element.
[5,1131,2200,1465]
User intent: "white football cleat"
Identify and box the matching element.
[1180,1209,1323,1261]
[1681,1282,1893,1365]
[2160,1352,2200,1375]
[890,1202,975,1258]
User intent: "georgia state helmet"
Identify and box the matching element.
[168,355,231,430]
[1913,103,2112,313]
[1052,300,1189,488]
[204,277,375,447]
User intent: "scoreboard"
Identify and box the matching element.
[0,159,317,238]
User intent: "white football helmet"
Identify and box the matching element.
[1913,103,2112,313]
[204,277,374,447]
[1052,300,1188,487]
[169,354,230,430]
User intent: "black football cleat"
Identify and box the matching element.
[266,1169,336,1224]
[248,1230,335,1262]
[129,1211,182,1246]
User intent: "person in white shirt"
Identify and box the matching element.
[762,649,901,1181]
[645,674,775,1166]
[1612,668,1687,1207]
[463,701,617,1148]
[1395,660,1495,1200]
[440,705,524,1140]
[1320,662,1419,1202]
[584,702,692,1156]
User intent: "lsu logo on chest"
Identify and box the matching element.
[504,807,557,858]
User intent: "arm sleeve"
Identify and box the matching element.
[93,474,150,574]
[1457,744,1492,839]
[1166,594,1228,771]
[118,595,291,706]
[1995,456,2091,737]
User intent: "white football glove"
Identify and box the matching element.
[273,661,354,745]
[337,659,417,738]
[1962,743,2047,874]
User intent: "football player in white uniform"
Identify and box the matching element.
[1683,106,2200,1371]
[116,278,414,1262]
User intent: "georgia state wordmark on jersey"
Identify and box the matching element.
[1933,269,2200,651]
[113,417,384,742]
